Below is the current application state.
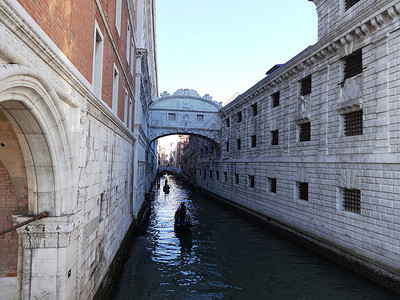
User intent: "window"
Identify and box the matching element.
[343,188,361,213]
[272,91,280,108]
[269,178,277,193]
[237,139,241,150]
[237,111,242,123]
[249,175,255,188]
[344,50,362,80]
[345,0,360,10]
[251,135,256,148]
[298,182,308,201]
[301,76,312,96]
[226,118,230,127]
[224,172,228,182]
[210,170,213,179]
[99,192,105,222]
[203,170,206,180]
[344,110,363,136]
[93,23,104,99]
[299,122,311,142]
[252,103,258,116]
[271,130,279,145]
[216,171,219,180]
[197,114,204,122]
[124,89,129,126]
[168,113,176,121]
[115,0,122,35]
[128,99,133,130]
[235,174,239,185]
[226,141,230,152]
[130,40,135,75]
[112,65,119,115]
[126,23,131,62]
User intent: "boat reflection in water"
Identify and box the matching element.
[111,174,399,299]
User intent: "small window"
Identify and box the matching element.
[203,170,206,180]
[124,89,129,126]
[272,92,280,108]
[226,118,230,128]
[301,76,312,96]
[235,174,239,185]
[210,170,213,179]
[252,103,258,116]
[216,171,219,180]
[344,50,362,80]
[343,188,361,213]
[226,141,230,152]
[115,0,122,35]
[344,110,363,136]
[271,130,279,145]
[299,122,311,142]
[112,66,119,115]
[251,135,256,148]
[345,0,360,10]
[298,182,308,201]
[249,175,255,188]
[269,178,277,193]
[93,23,104,99]
[224,172,228,182]
[197,114,205,122]
[168,113,176,121]
[237,111,242,123]
[126,23,131,62]
[237,139,241,150]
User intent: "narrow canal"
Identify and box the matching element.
[111,175,398,299]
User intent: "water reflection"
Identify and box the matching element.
[111,174,398,299]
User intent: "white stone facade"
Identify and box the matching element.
[186,0,400,284]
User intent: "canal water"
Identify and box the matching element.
[111,175,398,299]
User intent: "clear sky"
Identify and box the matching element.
[155,0,318,105]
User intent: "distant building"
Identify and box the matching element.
[176,135,190,167]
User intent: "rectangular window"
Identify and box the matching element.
[249,175,255,188]
[126,23,131,62]
[272,91,280,108]
[299,122,311,142]
[237,139,241,150]
[252,103,258,116]
[203,170,206,180]
[344,110,363,136]
[93,23,104,99]
[237,111,242,123]
[226,118,230,127]
[345,0,361,10]
[344,50,362,80]
[216,171,219,180]
[298,182,309,201]
[112,65,119,115]
[271,130,279,145]
[128,99,133,130]
[99,192,105,223]
[124,89,129,126]
[343,188,361,213]
[210,170,213,179]
[168,113,176,121]
[301,76,312,96]
[235,174,239,185]
[130,40,135,75]
[226,141,230,152]
[269,178,277,193]
[251,135,256,148]
[197,114,204,122]
[224,172,228,182]
[115,0,122,35]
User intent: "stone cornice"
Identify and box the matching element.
[222,1,400,115]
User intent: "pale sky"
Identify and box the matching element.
[155,0,318,105]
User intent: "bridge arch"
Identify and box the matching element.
[148,89,222,146]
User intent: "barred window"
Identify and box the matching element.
[271,130,279,145]
[235,173,239,185]
[226,141,230,152]
[168,113,176,121]
[251,135,257,148]
[237,139,241,150]
[269,178,277,193]
[197,114,205,122]
[343,188,361,213]
[301,76,312,96]
[345,0,360,10]
[298,182,308,201]
[299,122,311,142]
[252,103,258,116]
[344,50,362,80]
[226,118,230,127]
[237,111,242,123]
[272,91,280,108]
[344,110,363,136]
[216,171,219,180]
[249,175,255,188]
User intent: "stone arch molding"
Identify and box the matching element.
[148,89,222,144]
[0,64,76,216]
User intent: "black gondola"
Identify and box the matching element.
[174,202,191,230]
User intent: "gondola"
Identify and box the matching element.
[174,215,191,230]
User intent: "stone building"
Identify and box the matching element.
[182,0,400,289]
[0,0,157,299]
